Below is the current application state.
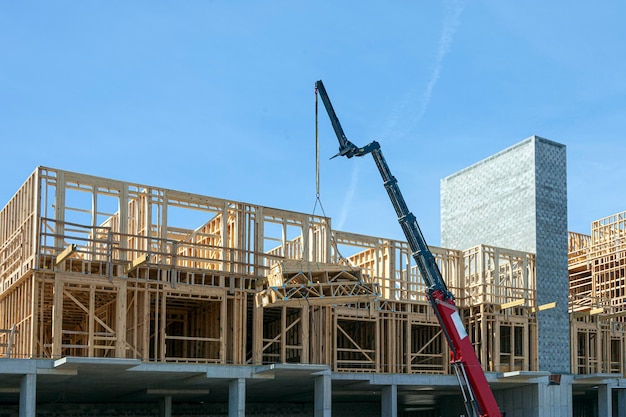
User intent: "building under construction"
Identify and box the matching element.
[1,135,625,416]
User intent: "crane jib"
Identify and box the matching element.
[314,79,503,417]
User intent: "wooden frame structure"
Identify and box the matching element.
[568,214,626,376]
[2,166,621,377]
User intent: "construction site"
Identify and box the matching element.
[1,134,625,416]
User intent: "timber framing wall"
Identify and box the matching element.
[0,166,605,377]
[568,213,626,376]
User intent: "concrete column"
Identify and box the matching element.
[598,384,612,417]
[616,389,626,417]
[158,395,172,417]
[381,384,397,417]
[536,376,573,417]
[19,373,36,417]
[229,378,245,417]
[314,373,331,417]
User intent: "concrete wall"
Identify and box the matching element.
[533,138,569,374]
[441,137,537,253]
[496,376,573,417]
[497,384,539,417]
[440,135,570,374]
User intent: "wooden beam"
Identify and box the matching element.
[498,299,525,310]
[589,307,604,316]
[531,302,557,313]
[599,310,626,320]
[126,254,150,273]
[55,244,77,266]
[572,307,604,317]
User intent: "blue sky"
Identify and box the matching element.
[1,1,625,245]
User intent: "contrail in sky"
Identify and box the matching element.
[384,0,465,139]
[335,1,464,231]
[418,0,464,121]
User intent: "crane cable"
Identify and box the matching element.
[315,85,320,199]
[312,84,350,267]
[313,85,323,215]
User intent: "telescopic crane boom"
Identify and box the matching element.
[315,80,502,417]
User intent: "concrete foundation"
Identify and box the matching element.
[7,358,622,417]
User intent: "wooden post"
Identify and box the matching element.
[88,285,95,357]
[280,306,287,363]
[51,277,63,358]
[54,171,66,255]
[160,289,166,361]
[375,313,381,373]
[142,286,150,360]
[118,183,129,262]
[220,292,227,364]
[116,280,127,358]
[29,276,38,359]
[405,317,411,373]
[301,306,309,364]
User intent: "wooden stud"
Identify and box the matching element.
[51,278,64,358]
